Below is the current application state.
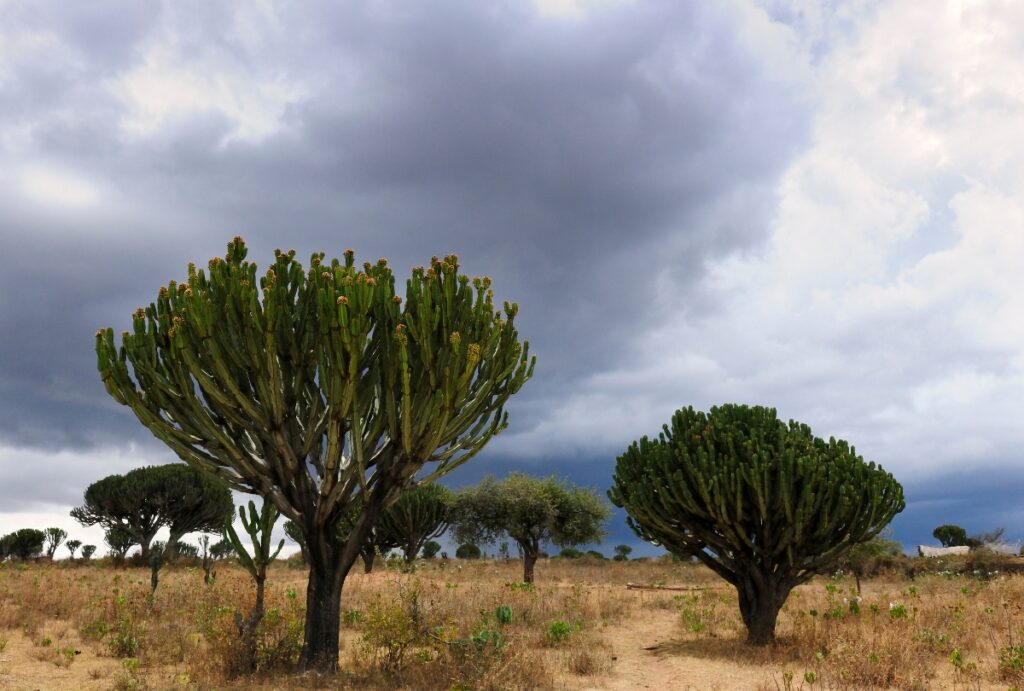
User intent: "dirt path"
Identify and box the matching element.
[586,605,777,690]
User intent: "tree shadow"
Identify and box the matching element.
[643,636,804,666]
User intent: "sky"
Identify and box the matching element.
[2,0,1023,558]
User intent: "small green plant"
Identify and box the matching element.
[494,605,513,625]
[546,619,573,645]
[803,670,817,684]
[999,645,1024,681]
[470,628,505,652]
[0,638,6,653]
[888,603,908,619]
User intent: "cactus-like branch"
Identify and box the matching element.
[610,404,905,644]
[225,499,285,583]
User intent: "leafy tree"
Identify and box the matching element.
[421,540,442,559]
[610,404,905,645]
[613,544,632,562]
[832,534,903,595]
[71,464,232,559]
[455,543,481,559]
[933,524,969,548]
[81,544,97,560]
[3,528,46,560]
[558,547,584,559]
[375,484,452,564]
[43,528,67,559]
[452,474,610,583]
[95,239,534,671]
[66,539,82,559]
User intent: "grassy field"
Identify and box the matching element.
[1,555,1024,689]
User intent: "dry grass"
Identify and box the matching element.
[2,556,1024,688]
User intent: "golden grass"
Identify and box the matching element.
[1,556,1023,689]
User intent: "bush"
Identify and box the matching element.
[557,548,584,559]
[422,540,442,559]
[455,544,481,560]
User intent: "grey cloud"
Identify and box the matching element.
[0,2,809,510]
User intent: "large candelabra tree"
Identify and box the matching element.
[95,237,533,671]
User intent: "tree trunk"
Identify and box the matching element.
[234,575,266,673]
[362,550,375,574]
[299,514,373,673]
[736,576,791,645]
[164,529,185,562]
[300,557,346,672]
[522,542,539,584]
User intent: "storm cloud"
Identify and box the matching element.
[2,0,1021,554]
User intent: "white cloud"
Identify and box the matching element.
[504,0,1024,483]
[106,6,306,143]
[18,164,101,207]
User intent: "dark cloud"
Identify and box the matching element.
[0,0,808,454]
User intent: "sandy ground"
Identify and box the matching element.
[582,606,778,690]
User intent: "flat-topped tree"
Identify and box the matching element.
[610,404,905,645]
[71,464,232,559]
[72,472,161,558]
[150,465,233,557]
[95,238,534,671]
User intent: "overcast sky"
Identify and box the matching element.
[2,0,1023,556]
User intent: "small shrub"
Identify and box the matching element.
[999,645,1024,683]
[494,604,513,625]
[545,619,574,646]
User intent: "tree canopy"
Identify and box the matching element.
[933,524,969,548]
[610,404,905,644]
[2,528,46,560]
[451,473,610,583]
[71,464,232,558]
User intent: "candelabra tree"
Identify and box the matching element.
[95,237,534,671]
[71,464,232,559]
[610,404,905,645]
[43,527,67,559]
[376,483,452,564]
[225,499,285,673]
